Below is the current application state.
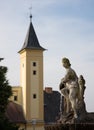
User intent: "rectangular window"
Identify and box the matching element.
[33,62,36,66]
[33,94,37,99]
[33,70,36,75]
[14,96,18,101]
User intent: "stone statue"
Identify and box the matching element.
[59,58,85,120]
[58,57,94,124]
[78,75,86,100]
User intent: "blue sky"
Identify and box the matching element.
[0,0,94,112]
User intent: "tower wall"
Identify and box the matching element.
[19,49,44,121]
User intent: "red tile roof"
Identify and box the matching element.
[6,101,26,123]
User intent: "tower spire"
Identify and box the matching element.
[18,9,45,53]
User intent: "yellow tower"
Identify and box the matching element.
[18,16,45,130]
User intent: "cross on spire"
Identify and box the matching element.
[29,6,32,22]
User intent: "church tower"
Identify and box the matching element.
[18,15,45,125]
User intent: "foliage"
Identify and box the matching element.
[0,65,19,130]
[0,66,12,113]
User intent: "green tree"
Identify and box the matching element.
[0,60,19,130]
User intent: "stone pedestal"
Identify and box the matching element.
[58,99,94,124]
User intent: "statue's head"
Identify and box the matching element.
[62,57,71,68]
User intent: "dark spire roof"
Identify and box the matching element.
[19,18,45,52]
